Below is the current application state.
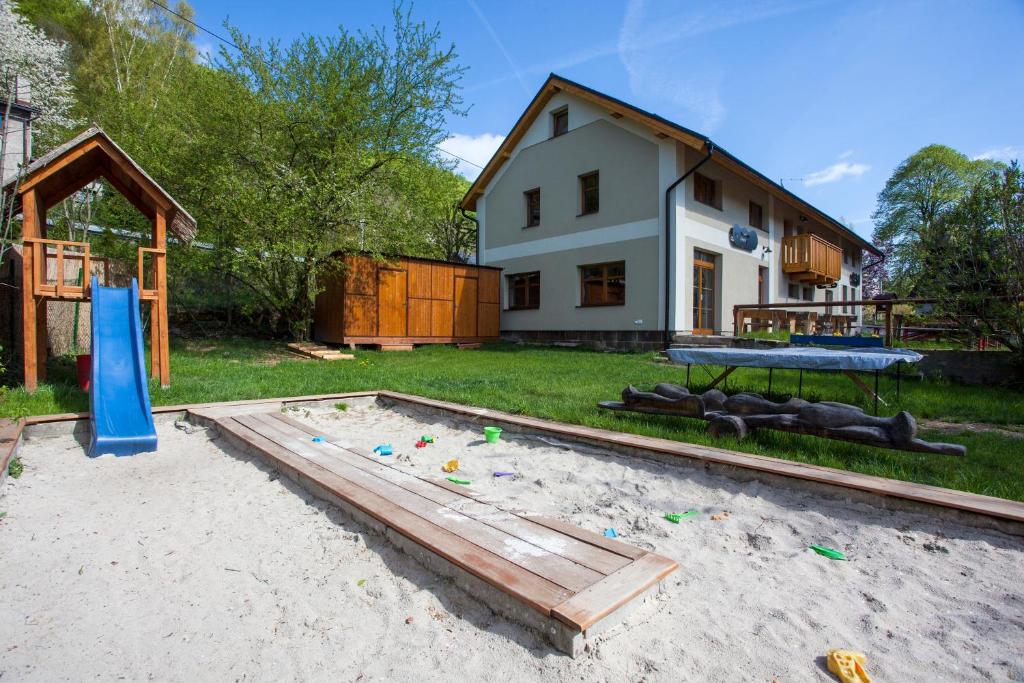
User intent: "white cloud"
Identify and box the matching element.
[438,133,506,180]
[804,160,870,186]
[973,146,1022,162]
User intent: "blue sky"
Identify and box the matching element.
[192,0,1023,242]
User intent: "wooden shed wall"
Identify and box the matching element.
[314,254,501,345]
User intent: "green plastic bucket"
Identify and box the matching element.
[483,426,502,444]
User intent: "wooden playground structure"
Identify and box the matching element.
[2,126,196,391]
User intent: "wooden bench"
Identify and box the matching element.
[190,408,677,655]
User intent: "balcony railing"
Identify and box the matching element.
[781,233,841,284]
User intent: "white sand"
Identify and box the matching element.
[1,403,1023,682]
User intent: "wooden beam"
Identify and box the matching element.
[706,366,738,389]
[95,138,172,212]
[100,168,157,220]
[17,139,102,193]
[154,211,170,387]
[21,190,40,391]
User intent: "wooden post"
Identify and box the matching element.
[154,211,170,387]
[21,190,41,391]
[884,306,893,347]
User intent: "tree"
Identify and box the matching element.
[871,145,1002,294]
[0,0,76,139]
[397,159,475,261]
[194,7,467,338]
[918,162,1023,360]
[0,0,77,269]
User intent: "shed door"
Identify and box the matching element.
[454,276,477,337]
[378,269,407,337]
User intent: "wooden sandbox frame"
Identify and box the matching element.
[4,391,1024,654]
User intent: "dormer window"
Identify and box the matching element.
[552,108,568,137]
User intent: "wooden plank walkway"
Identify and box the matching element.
[200,409,677,654]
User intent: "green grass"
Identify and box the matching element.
[3,339,1023,500]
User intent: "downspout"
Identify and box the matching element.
[663,142,714,347]
[460,207,479,265]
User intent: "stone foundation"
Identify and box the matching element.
[502,329,667,352]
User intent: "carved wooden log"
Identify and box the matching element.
[707,415,749,441]
[606,384,966,456]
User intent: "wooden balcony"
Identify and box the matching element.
[781,233,842,284]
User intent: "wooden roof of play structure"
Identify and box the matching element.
[2,125,196,243]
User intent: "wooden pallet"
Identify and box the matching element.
[286,342,353,360]
[195,408,677,655]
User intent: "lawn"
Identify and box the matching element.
[3,339,1023,501]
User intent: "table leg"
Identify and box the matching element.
[707,366,737,390]
[842,370,888,410]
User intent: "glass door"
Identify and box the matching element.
[692,250,716,334]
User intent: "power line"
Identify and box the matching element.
[143,0,484,172]
[146,0,241,51]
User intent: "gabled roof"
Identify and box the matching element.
[460,74,879,256]
[2,125,196,242]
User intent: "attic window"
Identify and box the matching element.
[552,108,568,137]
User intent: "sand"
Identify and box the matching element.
[1,402,1023,682]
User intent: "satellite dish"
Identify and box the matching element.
[729,224,759,252]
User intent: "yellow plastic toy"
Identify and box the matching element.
[827,649,872,683]
[442,459,460,473]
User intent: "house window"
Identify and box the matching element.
[788,283,800,299]
[579,171,599,215]
[694,172,719,209]
[507,272,540,310]
[851,287,858,315]
[580,261,624,306]
[552,108,568,137]
[843,249,850,265]
[802,286,814,301]
[842,285,848,313]
[524,188,540,228]
[749,201,764,230]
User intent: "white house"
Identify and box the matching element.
[460,75,880,348]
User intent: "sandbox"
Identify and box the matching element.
[2,392,1023,681]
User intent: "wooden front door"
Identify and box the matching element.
[378,268,407,337]
[454,276,477,337]
[758,266,768,305]
[692,250,716,335]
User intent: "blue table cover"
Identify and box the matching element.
[666,346,922,371]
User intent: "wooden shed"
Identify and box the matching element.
[313,253,501,348]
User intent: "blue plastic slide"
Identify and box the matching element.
[88,276,158,457]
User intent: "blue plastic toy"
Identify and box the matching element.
[603,528,618,538]
[88,277,157,457]
[373,444,393,456]
[312,436,325,443]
